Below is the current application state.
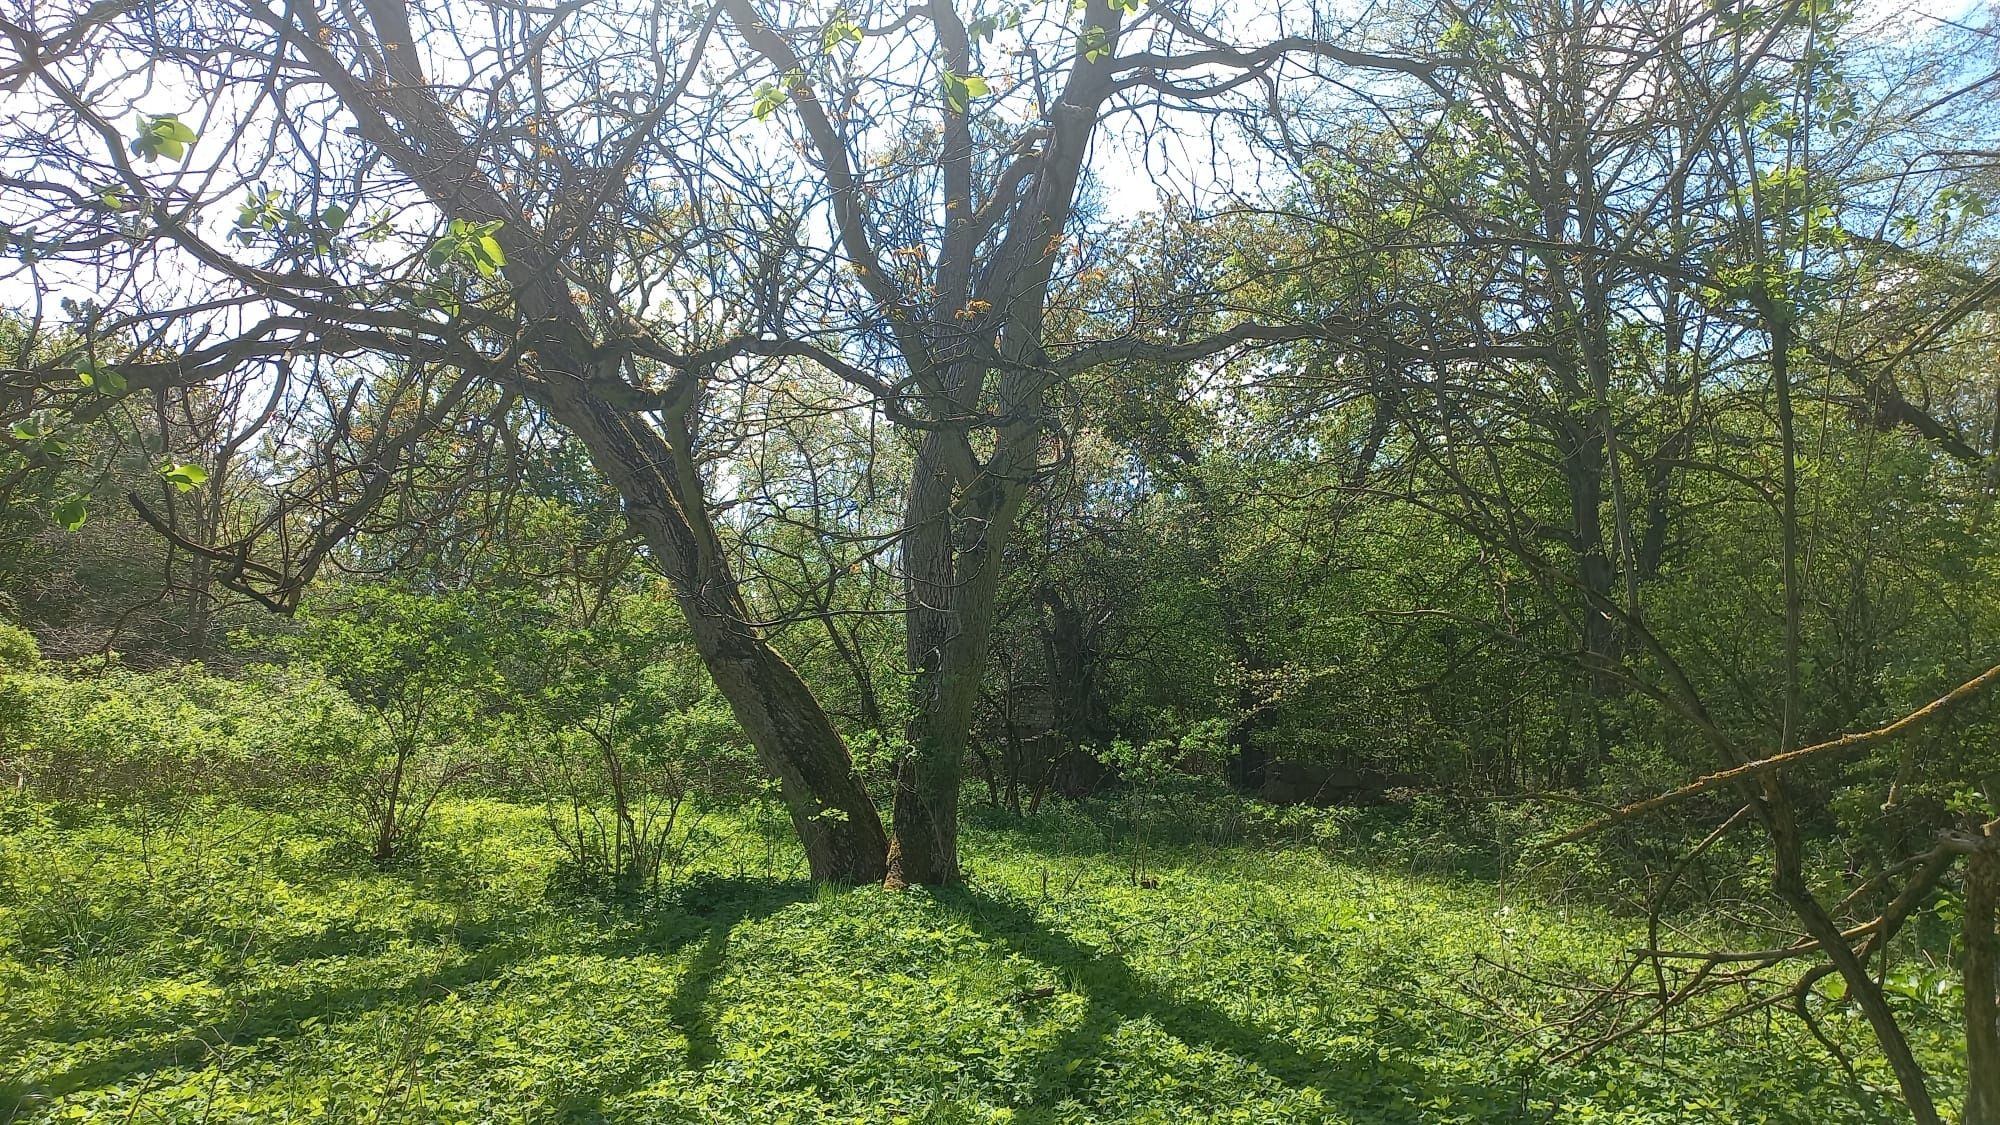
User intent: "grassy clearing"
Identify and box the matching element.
[0,798,1951,1123]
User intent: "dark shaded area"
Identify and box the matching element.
[1,944,531,1116]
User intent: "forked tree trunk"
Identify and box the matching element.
[226,0,891,884]
[719,0,1128,887]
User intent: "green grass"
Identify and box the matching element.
[0,798,1951,1123]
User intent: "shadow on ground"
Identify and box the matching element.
[0,875,813,1122]
[936,886,1448,1123]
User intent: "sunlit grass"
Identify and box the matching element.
[0,798,1951,1123]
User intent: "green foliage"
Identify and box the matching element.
[71,354,125,397]
[0,623,38,672]
[939,71,991,114]
[0,657,351,809]
[277,587,531,863]
[157,462,207,492]
[232,188,355,256]
[521,601,754,892]
[820,17,863,53]
[1078,24,1116,62]
[50,495,86,532]
[425,218,506,279]
[127,113,196,162]
[0,797,1941,1123]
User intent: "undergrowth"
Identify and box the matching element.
[0,796,1964,1123]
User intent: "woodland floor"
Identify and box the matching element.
[0,798,1959,1124]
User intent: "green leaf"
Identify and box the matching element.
[74,357,126,396]
[130,113,198,163]
[423,286,462,317]
[752,82,789,121]
[821,18,863,52]
[54,495,87,531]
[476,234,506,270]
[427,219,507,279]
[160,462,209,491]
[941,72,990,114]
[1080,26,1111,62]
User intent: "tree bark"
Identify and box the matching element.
[1964,842,2000,1125]
[1764,784,1943,1125]
[887,438,1019,886]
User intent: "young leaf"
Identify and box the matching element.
[752,82,789,121]
[160,462,209,491]
[54,495,87,531]
[1080,26,1111,62]
[476,233,506,271]
[941,72,990,113]
[822,18,863,52]
[130,113,198,163]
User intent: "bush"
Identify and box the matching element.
[525,611,755,893]
[4,659,277,804]
[276,588,522,865]
[0,621,40,671]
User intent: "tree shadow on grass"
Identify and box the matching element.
[0,942,532,1119]
[5,876,814,1123]
[517,876,816,1121]
[606,875,813,1073]
[936,887,1430,1123]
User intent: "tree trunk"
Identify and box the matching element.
[548,388,889,884]
[701,627,890,884]
[889,439,973,886]
[1763,785,1943,1125]
[286,7,890,884]
[376,732,409,866]
[1041,586,1112,797]
[888,437,1022,886]
[1964,843,2000,1125]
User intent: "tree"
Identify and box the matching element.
[716,0,1454,883]
[1257,0,2000,1116]
[2,0,1448,883]
[2,0,892,880]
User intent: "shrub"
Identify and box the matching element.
[276,587,522,865]
[524,612,752,893]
